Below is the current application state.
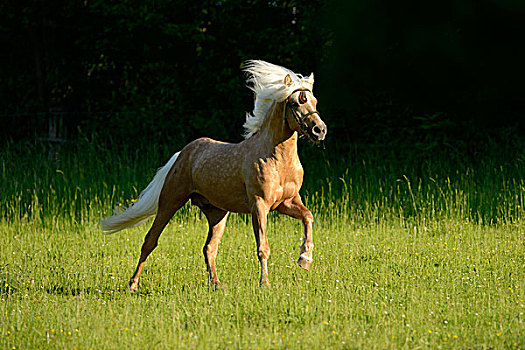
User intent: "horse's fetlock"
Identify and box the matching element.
[300,241,314,255]
[258,249,270,260]
[305,242,314,252]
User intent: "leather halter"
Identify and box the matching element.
[285,88,320,121]
[285,88,325,148]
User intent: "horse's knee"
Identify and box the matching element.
[304,241,314,252]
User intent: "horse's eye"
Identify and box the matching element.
[298,91,307,104]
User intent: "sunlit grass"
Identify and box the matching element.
[0,139,524,349]
[1,213,523,349]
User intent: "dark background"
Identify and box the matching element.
[1,0,524,151]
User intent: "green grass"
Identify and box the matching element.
[1,139,524,349]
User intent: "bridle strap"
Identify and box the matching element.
[285,89,320,120]
[290,88,311,96]
[285,88,325,148]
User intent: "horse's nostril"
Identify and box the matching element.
[312,125,322,136]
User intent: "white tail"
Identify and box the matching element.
[100,152,180,234]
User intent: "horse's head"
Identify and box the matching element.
[284,74,327,142]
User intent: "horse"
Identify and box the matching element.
[101,60,327,291]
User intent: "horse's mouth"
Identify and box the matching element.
[305,126,326,143]
[301,129,324,144]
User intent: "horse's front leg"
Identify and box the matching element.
[276,195,314,270]
[251,198,271,286]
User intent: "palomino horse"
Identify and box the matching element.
[101,60,327,291]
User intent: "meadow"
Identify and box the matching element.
[1,138,524,349]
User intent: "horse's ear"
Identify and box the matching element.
[308,72,314,85]
[284,74,293,87]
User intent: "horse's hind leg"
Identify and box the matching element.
[202,206,229,287]
[192,195,229,288]
[128,188,188,292]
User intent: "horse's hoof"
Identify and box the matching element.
[128,279,139,293]
[209,281,221,291]
[259,280,271,288]
[298,256,312,271]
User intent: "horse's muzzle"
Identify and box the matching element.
[308,121,327,142]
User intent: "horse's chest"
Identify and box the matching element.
[255,159,303,205]
[280,179,299,198]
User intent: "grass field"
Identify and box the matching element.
[1,139,524,349]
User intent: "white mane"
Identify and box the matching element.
[242,60,314,139]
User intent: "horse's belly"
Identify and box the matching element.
[194,182,250,213]
[192,168,250,213]
[186,140,250,213]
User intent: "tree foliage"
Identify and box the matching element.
[1,0,524,148]
[0,0,325,143]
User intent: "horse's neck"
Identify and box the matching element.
[256,101,298,159]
